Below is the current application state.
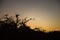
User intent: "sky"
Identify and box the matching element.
[0,0,60,32]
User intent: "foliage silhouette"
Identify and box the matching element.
[0,14,60,40]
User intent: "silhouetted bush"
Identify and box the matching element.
[0,14,60,40]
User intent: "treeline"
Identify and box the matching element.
[0,14,60,40]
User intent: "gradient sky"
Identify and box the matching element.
[0,0,60,32]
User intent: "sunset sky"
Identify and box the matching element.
[0,0,60,32]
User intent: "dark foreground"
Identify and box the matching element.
[0,26,60,40]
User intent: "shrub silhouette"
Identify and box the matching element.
[0,14,60,40]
